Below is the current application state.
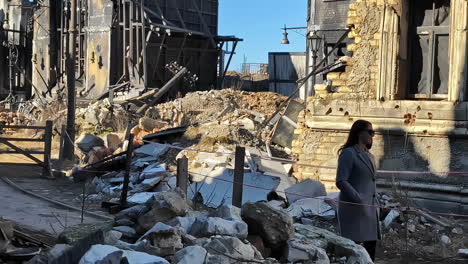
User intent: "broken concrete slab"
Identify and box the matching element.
[76,133,105,153]
[58,222,113,245]
[189,216,248,239]
[78,244,169,264]
[138,191,189,231]
[294,224,373,264]
[241,202,295,250]
[188,167,280,207]
[134,144,168,158]
[138,223,184,256]
[130,177,162,193]
[285,198,335,220]
[202,235,263,263]
[115,205,150,222]
[139,117,167,132]
[286,239,330,264]
[173,245,208,264]
[383,210,400,228]
[458,249,468,258]
[211,204,242,221]
[285,179,327,204]
[112,226,137,240]
[105,134,121,151]
[167,217,197,233]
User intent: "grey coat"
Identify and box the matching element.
[336,146,380,242]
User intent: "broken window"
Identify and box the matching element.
[408,0,450,99]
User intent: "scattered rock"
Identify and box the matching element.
[285,198,335,220]
[76,133,105,153]
[167,217,197,233]
[211,205,242,221]
[407,223,416,233]
[115,205,150,222]
[189,216,248,239]
[383,209,400,228]
[139,117,167,132]
[247,235,270,258]
[105,133,121,151]
[79,244,169,264]
[241,202,294,250]
[127,192,157,205]
[284,179,326,204]
[112,226,137,239]
[137,190,189,231]
[452,227,463,235]
[138,223,184,256]
[173,246,208,264]
[294,224,373,264]
[440,235,451,244]
[58,222,113,245]
[202,235,263,263]
[286,239,329,264]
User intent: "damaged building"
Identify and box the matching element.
[293,0,468,214]
[0,0,241,103]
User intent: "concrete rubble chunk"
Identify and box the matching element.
[76,133,105,153]
[79,244,169,264]
[58,222,114,245]
[452,227,463,235]
[105,133,121,151]
[115,204,150,222]
[383,210,400,228]
[134,143,168,158]
[285,198,335,220]
[241,201,295,250]
[286,239,330,264]
[167,217,197,233]
[127,192,157,205]
[139,117,167,132]
[440,235,451,244]
[112,226,137,239]
[189,216,248,239]
[294,224,373,264]
[202,235,263,263]
[211,204,242,221]
[284,179,327,204]
[138,190,189,231]
[138,223,184,256]
[173,245,208,264]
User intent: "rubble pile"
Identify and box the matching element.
[377,193,467,260]
[76,99,130,133]
[0,111,32,127]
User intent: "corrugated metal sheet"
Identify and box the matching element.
[268,52,306,98]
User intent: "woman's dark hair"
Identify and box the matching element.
[338,120,372,154]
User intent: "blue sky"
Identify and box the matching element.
[219,0,307,72]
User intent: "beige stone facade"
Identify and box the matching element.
[294,0,468,192]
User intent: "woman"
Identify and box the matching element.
[336,120,380,261]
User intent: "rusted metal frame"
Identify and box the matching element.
[220,40,238,87]
[134,1,176,27]
[176,33,188,64]
[0,139,44,166]
[170,0,187,30]
[154,32,167,82]
[188,0,216,48]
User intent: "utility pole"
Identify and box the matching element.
[63,0,77,160]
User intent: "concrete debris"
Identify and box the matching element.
[211,204,242,222]
[452,227,463,235]
[138,223,184,256]
[286,239,330,264]
[173,246,208,264]
[105,134,122,151]
[284,179,327,204]
[285,198,336,220]
[383,209,400,228]
[134,143,168,158]
[79,244,169,264]
[115,205,150,223]
[112,226,137,240]
[241,201,295,250]
[127,192,157,205]
[137,190,189,231]
[202,235,263,263]
[294,224,373,264]
[167,217,197,233]
[58,222,114,245]
[75,133,105,153]
[440,235,451,244]
[189,216,248,239]
[139,117,168,133]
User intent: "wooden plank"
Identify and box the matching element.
[0,125,46,129]
[43,121,53,178]
[0,138,44,142]
[177,155,189,197]
[0,150,44,155]
[0,139,44,166]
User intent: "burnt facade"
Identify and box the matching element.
[296,0,468,213]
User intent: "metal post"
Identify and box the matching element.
[177,155,189,197]
[232,146,245,208]
[305,51,317,109]
[63,0,77,161]
[120,133,135,206]
[59,125,66,161]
